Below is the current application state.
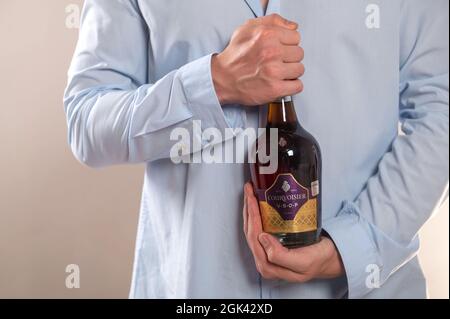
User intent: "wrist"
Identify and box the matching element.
[211,53,234,105]
[319,237,345,278]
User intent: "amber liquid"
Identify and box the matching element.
[250,97,322,248]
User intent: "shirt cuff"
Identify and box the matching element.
[322,201,383,299]
[178,54,234,131]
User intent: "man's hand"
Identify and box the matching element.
[243,182,345,282]
[212,14,305,105]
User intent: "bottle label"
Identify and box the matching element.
[255,174,317,234]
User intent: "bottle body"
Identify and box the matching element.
[250,97,322,248]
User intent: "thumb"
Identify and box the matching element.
[259,233,292,266]
[258,233,275,250]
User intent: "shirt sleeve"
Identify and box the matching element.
[322,0,449,298]
[64,0,238,168]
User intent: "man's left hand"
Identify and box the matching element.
[243,182,345,282]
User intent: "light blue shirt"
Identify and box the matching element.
[64,0,449,298]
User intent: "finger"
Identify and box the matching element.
[257,13,298,30]
[277,28,301,45]
[280,63,305,80]
[276,79,304,97]
[245,183,263,238]
[242,183,251,237]
[282,46,304,63]
[243,183,271,274]
[258,261,312,283]
[259,233,315,273]
[244,182,264,255]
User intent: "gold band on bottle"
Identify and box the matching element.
[259,198,317,233]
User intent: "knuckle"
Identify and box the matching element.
[256,26,275,41]
[267,13,280,22]
[262,64,279,78]
[259,46,281,61]
[266,249,277,263]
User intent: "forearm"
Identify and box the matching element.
[65,55,234,167]
[324,0,449,298]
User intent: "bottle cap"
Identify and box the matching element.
[274,96,293,103]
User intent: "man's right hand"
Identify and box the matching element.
[211,14,304,106]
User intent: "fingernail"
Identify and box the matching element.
[259,234,270,248]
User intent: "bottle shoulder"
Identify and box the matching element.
[268,128,320,164]
[254,126,322,162]
[280,127,321,150]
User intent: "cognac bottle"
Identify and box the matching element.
[250,96,322,248]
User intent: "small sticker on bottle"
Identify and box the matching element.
[311,180,319,197]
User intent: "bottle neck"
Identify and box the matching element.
[266,96,299,131]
